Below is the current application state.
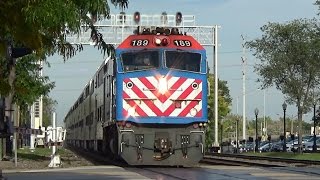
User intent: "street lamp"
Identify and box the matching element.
[254,108,259,153]
[282,102,287,152]
[236,117,239,153]
[313,104,318,153]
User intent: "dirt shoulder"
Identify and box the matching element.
[0,147,94,170]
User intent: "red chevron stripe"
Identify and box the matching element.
[123,109,128,117]
[123,77,203,117]
[128,81,163,116]
[195,109,202,117]
[178,92,202,117]
[174,79,202,101]
[138,76,186,103]
[123,91,148,116]
[158,77,189,103]
[163,103,176,116]
[123,91,130,98]
[163,81,202,116]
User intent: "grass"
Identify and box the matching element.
[244,152,320,161]
[17,147,68,161]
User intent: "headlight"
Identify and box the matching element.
[189,108,198,117]
[158,77,168,94]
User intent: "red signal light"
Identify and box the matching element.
[176,12,182,25]
[133,11,140,24]
[161,38,168,46]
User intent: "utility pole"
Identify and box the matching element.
[241,35,246,141]
[214,25,219,147]
[263,89,266,136]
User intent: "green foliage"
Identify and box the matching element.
[15,56,55,105]
[0,0,128,59]
[206,74,232,148]
[0,57,10,94]
[246,18,320,112]
[42,96,57,127]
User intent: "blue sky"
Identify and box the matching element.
[44,0,318,126]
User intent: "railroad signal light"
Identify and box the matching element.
[175,12,182,25]
[161,11,168,25]
[133,11,140,24]
[161,38,168,46]
[120,11,126,23]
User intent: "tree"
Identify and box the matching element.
[0,0,129,57]
[246,18,320,153]
[206,74,232,149]
[42,96,57,127]
[0,0,128,157]
[15,56,55,128]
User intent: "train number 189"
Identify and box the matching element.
[131,39,149,46]
[173,40,192,47]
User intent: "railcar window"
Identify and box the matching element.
[121,51,159,72]
[165,51,201,72]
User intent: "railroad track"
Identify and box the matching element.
[203,153,320,167]
[64,147,320,179]
[69,146,320,168]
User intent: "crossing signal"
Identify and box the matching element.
[133,11,140,24]
[176,12,182,25]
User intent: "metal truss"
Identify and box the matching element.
[66,14,216,46]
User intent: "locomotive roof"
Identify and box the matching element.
[117,33,204,50]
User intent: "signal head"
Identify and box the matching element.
[133,11,140,24]
[176,12,182,25]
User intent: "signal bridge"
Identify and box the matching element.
[66,13,216,46]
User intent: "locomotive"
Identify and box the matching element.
[64,26,208,166]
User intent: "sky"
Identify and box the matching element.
[44,0,319,126]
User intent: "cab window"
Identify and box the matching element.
[165,51,201,72]
[121,51,159,72]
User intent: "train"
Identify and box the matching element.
[64,26,209,166]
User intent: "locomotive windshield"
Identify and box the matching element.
[165,51,201,72]
[121,51,159,72]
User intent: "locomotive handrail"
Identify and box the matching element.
[123,98,157,101]
[168,88,183,91]
[199,143,204,154]
[120,142,126,152]
[190,130,205,134]
[120,129,134,133]
[171,99,201,101]
[142,88,157,91]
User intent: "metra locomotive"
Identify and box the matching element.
[64,26,208,166]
